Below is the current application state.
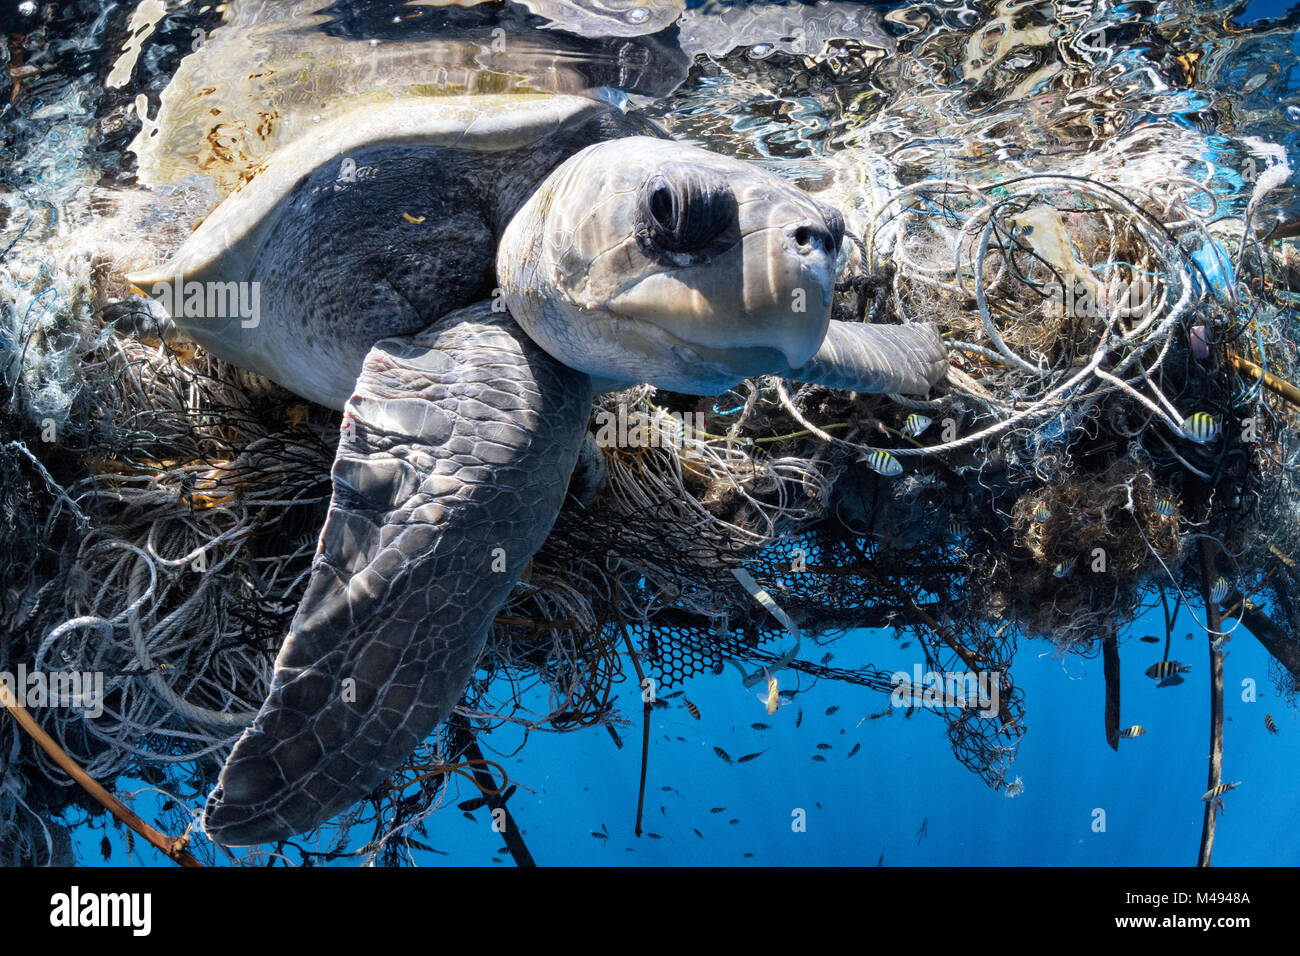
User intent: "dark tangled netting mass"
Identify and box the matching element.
[3,0,1300,865]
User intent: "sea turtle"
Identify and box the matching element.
[126,92,948,845]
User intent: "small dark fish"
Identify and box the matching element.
[750,722,771,730]
[900,641,912,649]
[651,698,669,709]
[711,660,725,675]
[461,812,476,822]
[825,705,840,716]
[492,857,502,863]
[693,828,703,839]
[877,848,884,867]
[660,786,675,793]
[647,832,663,839]
[591,831,609,840]
[601,823,609,834]
[816,742,832,750]
[728,819,739,824]
[1139,635,1161,643]
[1266,714,1278,735]
[100,837,111,861]
[916,817,928,844]
[743,852,754,858]
[710,807,726,814]
[458,796,490,812]
[663,690,685,699]
[796,708,804,728]
[812,754,826,762]
[820,653,833,665]
[684,699,701,720]
[737,750,767,763]
[660,806,666,816]
[848,743,862,758]
[713,746,733,765]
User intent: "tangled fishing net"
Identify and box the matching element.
[4,0,1300,866]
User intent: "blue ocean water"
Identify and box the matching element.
[75,599,1298,866]
[418,607,1298,866]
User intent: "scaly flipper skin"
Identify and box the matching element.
[203,304,592,845]
[784,321,949,395]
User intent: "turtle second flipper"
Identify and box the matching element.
[203,303,592,846]
[784,321,949,395]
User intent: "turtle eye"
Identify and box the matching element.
[637,165,739,258]
[650,184,677,234]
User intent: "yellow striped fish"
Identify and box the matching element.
[1181,412,1220,443]
[1153,498,1177,517]
[1201,781,1241,801]
[1145,660,1191,685]
[1265,714,1278,735]
[1034,504,1051,522]
[861,450,903,476]
[1053,558,1075,578]
[1118,725,1146,738]
[684,699,700,720]
[1210,577,1230,603]
[902,413,931,437]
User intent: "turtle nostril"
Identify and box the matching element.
[792,222,835,255]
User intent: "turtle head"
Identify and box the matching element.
[497,136,844,394]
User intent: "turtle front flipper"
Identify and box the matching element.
[203,303,592,846]
[783,321,949,395]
